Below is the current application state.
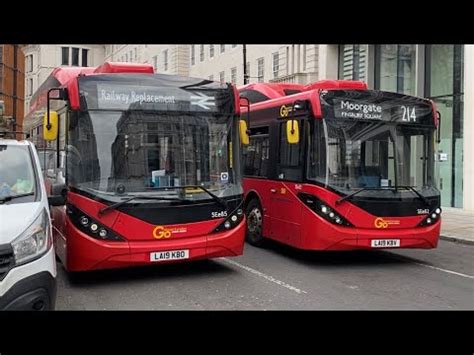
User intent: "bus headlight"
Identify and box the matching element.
[418,207,441,227]
[66,204,126,242]
[212,202,245,233]
[297,193,353,227]
[11,208,52,266]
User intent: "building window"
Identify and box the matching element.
[191,45,195,65]
[209,75,214,80]
[153,56,158,70]
[130,51,133,62]
[134,48,138,61]
[220,45,225,53]
[163,49,168,71]
[257,57,264,82]
[219,71,225,83]
[28,78,33,96]
[231,67,237,84]
[425,45,464,208]
[303,45,306,71]
[272,52,279,78]
[125,53,129,62]
[209,45,214,58]
[375,44,416,95]
[245,62,250,82]
[71,47,80,66]
[232,44,237,48]
[200,45,204,62]
[26,55,33,72]
[82,49,88,67]
[338,44,367,81]
[61,47,69,65]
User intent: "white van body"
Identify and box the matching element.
[0,138,57,310]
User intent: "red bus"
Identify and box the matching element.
[238,80,441,251]
[25,62,245,272]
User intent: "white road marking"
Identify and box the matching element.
[388,254,474,280]
[220,258,307,294]
[410,262,474,280]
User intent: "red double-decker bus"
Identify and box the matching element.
[239,80,441,250]
[25,62,245,272]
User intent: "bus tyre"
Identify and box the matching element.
[246,199,265,247]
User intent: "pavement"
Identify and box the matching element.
[440,207,474,245]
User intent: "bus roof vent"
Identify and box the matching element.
[93,62,154,74]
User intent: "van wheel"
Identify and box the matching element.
[246,199,265,247]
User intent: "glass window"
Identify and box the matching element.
[72,47,80,66]
[191,45,195,65]
[200,45,204,62]
[338,44,367,81]
[82,49,88,67]
[272,52,279,78]
[220,45,225,53]
[257,57,264,83]
[244,128,269,177]
[209,45,214,58]
[163,49,168,71]
[231,67,237,84]
[209,75,214,81]
[376,44,416,95]
[278,121,302,181]
[426,44,464,207]
[67,110,241,201]
[219,71,225,83]
[61,47,69,65]
[0,145,36,204]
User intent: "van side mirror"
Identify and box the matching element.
[43,111,58,141]
[286,120,300,144]
[239,120,250,146]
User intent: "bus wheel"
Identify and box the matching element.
[246,199,265,247]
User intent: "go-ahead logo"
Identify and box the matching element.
[153,225,187,239]
[374,217,400,229]
[280,105,293,117]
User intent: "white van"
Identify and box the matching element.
[0,137,57,310]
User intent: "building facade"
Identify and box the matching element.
[103,45,190,76]
[318,44,471,212]
[22,45,105,115]
[0,45,25,134]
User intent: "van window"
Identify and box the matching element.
[0,145,37,204]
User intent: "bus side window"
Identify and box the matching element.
[243,126,269,178]
[277,121,302,181]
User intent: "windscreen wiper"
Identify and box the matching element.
[394,185,431,207]
[146,185,228,209]
[335,187,373,205]
[0,192,34,204]
[98,195,185,216]
[335,185,431,207]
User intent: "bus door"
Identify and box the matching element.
[268,120,304,246]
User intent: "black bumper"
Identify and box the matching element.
[0,271,57,310]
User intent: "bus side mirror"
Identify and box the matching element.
[286,120,300,144]
[239,120,250,146]
[43,111,58,141]
[48,183,67,206]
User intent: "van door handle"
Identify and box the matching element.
[270,189,277,193]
